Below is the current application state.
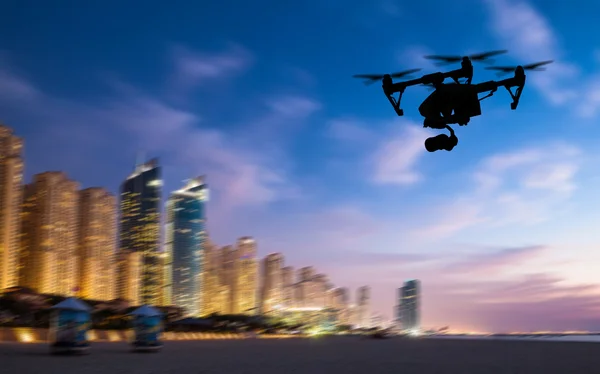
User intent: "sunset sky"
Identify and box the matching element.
[2,0,600,332]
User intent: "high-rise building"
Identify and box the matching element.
[235,237,258,314]
[115,250,143,304]
[19,172,80,295]
[356,286,371,328]
[400,279,420,332]
[281,266,295,308]
[119,158,162,305]
[78,188,117,301]
[165,177,209,317]
[260,252,284,313]
[202,240,230,315]
[0,125,24,290]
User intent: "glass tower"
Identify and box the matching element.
[119,158,162,305]
[165,177,208,316]
[400,279,420,332]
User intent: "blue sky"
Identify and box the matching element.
[3,0,600,332]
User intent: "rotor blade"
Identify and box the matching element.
[523,60,554,70]
[352,74,383,80]
[389,68,422,78]
[424,55,462,63]
[469,50,508,61]
[485,66,516,72]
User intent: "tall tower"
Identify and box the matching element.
[0,125,24,290]
[115,250,143,304]
[236,236,258,314]
[78,188,117,300]
[165,177,209,317]
[400,279,420,332]
[260,252,284,313]
[19,172,80,295]
[356,286,371,328]
[281,266,295,308]
[119,158,162,305]
[201,240,230,315]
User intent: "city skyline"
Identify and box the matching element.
[2,0,600,332]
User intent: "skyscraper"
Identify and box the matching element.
[236,237,258,314]
[20,172,80,295]
[115,250,142,304]
[202,240,230,315]
[356,286,371,328]
[260,252,284,313]
[119,158,162,305]
[400,279,420,332]
[78,187,117,301]
[164,177,209,317]
[0,125,24,290]
[281,266,295,308]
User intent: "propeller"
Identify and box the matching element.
[424,50,508,66]
[484,60,554,76]
[352,68,422,85]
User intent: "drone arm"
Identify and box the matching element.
[474,73,526,110]
[382,78,424,117]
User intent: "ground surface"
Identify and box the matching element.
[1,336,599,374]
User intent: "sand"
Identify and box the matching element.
[1,336,599,374]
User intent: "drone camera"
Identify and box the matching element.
[511,102,517,110]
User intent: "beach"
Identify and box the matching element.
[1,336,598,374]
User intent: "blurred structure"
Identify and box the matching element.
[0,125,23,290]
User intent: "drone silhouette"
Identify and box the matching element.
[353,50,553,152]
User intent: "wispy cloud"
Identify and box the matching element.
[483,0,579,105]
[0,48,317,236]
[169,42,253,92]
[416,141,581,236]
[443,245,548,275]
[370,124,429,185]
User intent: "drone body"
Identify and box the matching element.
[353,51,553,152]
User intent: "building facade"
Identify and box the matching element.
[356,286,371,328]
[0,125,23,290]
[235,237,258,314]
[19,172,80,295]
[78,187,117,301]
[260,252,284,314]
[119,158,162,305]
[164,177,208,316]
[400,279,420,331]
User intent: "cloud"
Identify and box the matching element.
[443,245,547,275]
[423,272,600,332]
[0,49,317,231]
[169,42,253,91]
[327,118,379,144]
[370,124,429,185]
[398,45,436,69]
[416,141,581,236]
[576,75,600,118]
[483,0,579,105]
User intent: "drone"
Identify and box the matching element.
[353,50,553,152]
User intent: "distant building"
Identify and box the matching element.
[400,279,420,332]
[164,177,209,316]
[119,158,162,305]
[19,172,79,296]
[0,125,23,291]
[260,253,284,314]
[115,250,142,305]
[236,237,258,314]
[78,187,117,301]
[356,286,370,328]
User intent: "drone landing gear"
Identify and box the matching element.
[424,125,458,153]
[385,86,405,116]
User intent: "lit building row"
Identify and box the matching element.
[0,124,373,325]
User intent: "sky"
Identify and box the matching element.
[2,0,600,333]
